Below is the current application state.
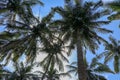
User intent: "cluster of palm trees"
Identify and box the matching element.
[0,0,120,80]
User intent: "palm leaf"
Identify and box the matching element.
[114,55,119,73]
[108,12,120,20]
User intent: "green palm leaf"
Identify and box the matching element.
[102,36,120,73]
[105,0,120,20]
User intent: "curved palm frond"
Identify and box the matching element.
[102,36,120,73]
[37,63,71,80]
[105,0,120,20]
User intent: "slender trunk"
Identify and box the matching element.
[77,31,87,80]
[41,54,53,80]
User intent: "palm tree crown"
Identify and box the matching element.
[0,10,55,64]
[53,0,112,53]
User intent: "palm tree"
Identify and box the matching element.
[0,0,43,25]
[105,0,120,20]
[101,36,120,73]
[37,63,71,80]
[39,40,69,80]
[4,61,39,80]
[0,10,55,64]
[53,0,112,80]
[66,57,114,80]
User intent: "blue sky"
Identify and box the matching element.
[0,0,120,80]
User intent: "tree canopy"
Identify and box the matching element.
[0,0,120,80]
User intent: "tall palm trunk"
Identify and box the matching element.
[77,31,87,80]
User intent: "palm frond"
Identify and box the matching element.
[108,12,120,20]
[94,64,114,74]
[114,55,119,73]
